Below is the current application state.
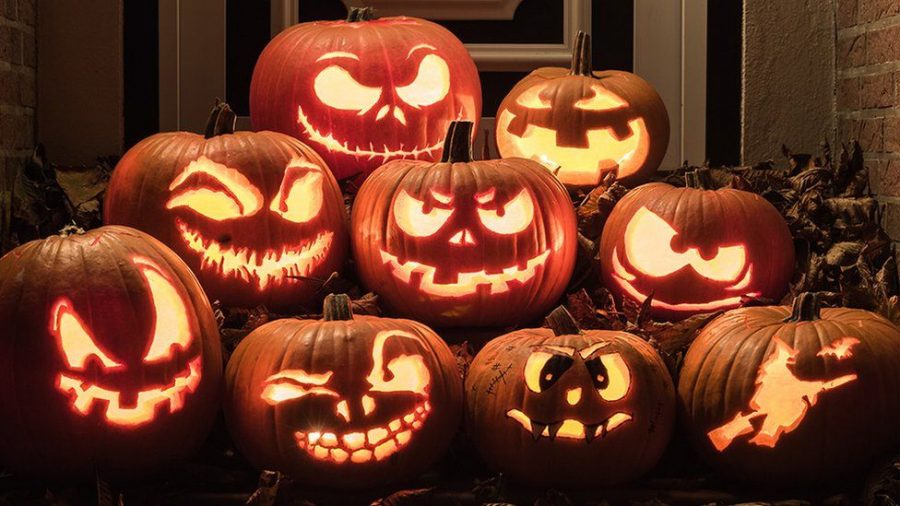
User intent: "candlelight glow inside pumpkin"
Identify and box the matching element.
[166,156,333,291]
[708,336,859,451]
[260,329,432,464]
[51,255,202,427]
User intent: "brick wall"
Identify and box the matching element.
[836,0,900,238]
[0,0,35,234]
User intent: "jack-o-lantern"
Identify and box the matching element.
[250,7,482,182]
[0,226,222,477]
[598,172,794,321]
[678,293,900,484]
[104,102,349,311]
[224,294,462,488]
[495,31,669,189]
[466,306,675,487]
[351,121,577,328]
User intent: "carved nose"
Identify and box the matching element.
[566,387,582,406]
[375,105,407,125]
[449,229,476,245]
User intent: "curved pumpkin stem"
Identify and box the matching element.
[346,6,376,22]
[784,292,821,322]
[323,293,354,321]
[570,30,593,77]
[440,120,475,163]
[545,306,583,336]
[204,99,236,139]
[683,169,710,190]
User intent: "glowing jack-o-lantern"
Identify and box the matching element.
[105,101,349,310]
[678,293,900,484]
[0,226,222,477]
[224,294,462,488]
[599,173,794,321]
[250,7,482,182]
[466,306,675,487]
[496,31,669,189]
[352,121,577,328]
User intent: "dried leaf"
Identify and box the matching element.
[245,470,280,506]
[370,487,435,506]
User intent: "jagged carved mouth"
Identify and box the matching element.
[610,247,758,313]
[297,105,448,163]
[56,357,202,427]
[506,408,632,443]
[497,111,650,186]
[379,249,550,298]
[294,401,431,464]
[175,219,332,290]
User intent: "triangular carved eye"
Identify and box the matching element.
[269,159,325,223]
[50,298,124,371]
[366,330,430,396]
[134,256,194,363]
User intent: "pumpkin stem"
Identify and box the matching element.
[323,293,354,321]
[784,292,821,322]
[346,6,376,22]
[204,99,236,139]
[545,306,583,336]
[570,30,593,77]
[683,169,710,189]
[440,120,474,163]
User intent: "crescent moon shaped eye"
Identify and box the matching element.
[477,189,534,235]
[314,65,382,114]
[133,256,194,363]
[50,298,124,371]
[393,189,453,237]
[166,156,264,221]
[396,54,451,108]
[260,370,339,405]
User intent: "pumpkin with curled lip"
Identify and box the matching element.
[465,306,675,487]
[0,226,222,477]
[224,294,462,488]
[599,171,794,321]
[495,31,669,189]
[104,101,349,311]
[351,121,577,328]
[250,6,482,182]
[678,293,900,484]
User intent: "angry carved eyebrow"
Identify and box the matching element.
[316,51,360,62]
[475,188,496,204]
[407,43,437,59]
[578,342,610,359]
[536,345,576,357]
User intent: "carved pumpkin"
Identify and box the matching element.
[0,226,222,477]
[352,121,577,328]
[495,31,669,189]
[466,306,675,487]
[678,293,900,484]
[598,172,794,321]
[104,102,349,311]
[224,294,462,488]
[250,7,482,182]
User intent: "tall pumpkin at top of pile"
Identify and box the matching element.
[105,102,349,311]
[352,121,577,328]
[495,31,669,189]
[250,6,482,182]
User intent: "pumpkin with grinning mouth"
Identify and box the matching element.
[352,121,577,328]
[224,294,462,488]
[466,306,675,487]
[105,102,349,311]
[0,226,222,477]
[250,7,481,182]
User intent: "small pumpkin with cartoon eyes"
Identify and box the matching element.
[351,120,577,328]
[465,306,676,487]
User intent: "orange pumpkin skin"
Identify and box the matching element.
[465,307,675,487]
[249,8,482,182]
[104,104,349,311]
[0,226,223,478]
[678,293,900,484]
[352,121,577,328]
[224,295,462,488]
[496,31,669,189]
[599,179,794,321]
